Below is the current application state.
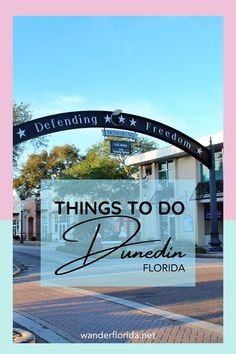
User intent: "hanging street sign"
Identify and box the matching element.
[110,140,131,155]
[102,129,138,140]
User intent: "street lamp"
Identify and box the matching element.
[20,199,29,244]
[110,109,123,126]
[20,199,25,243]
[208,137,222,252]
[103,109,123,136]
[111,109,122,117]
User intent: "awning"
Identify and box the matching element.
[191,180,223,200]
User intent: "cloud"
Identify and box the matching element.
[53,95,84,105]
[31,94,222,143]
[92,99,175,126]
[31,94,85,117]
[31,96,182,143]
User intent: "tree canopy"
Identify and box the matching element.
[63,137,158,179]
[13,102,48,170]
[13,145,81,198]
[14,137,158,198]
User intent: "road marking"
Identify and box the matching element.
[13,328,35,343]
[57,287,223,335]
[14,311,80,343]
[40,264,222,287]
[13,264,21,276]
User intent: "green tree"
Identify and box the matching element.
[14,145,81,198]
[13,102,48,170]
[14,137,158,197]
[64,137,158,180]
[64,148,128,180]
[131,136,158,155]
[112,136,158,177]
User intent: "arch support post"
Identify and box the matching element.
[208,138,222,252]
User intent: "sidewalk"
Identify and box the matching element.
[13,241,41,247]
[196,252,223,259]
[14,279,223,343]
[14,241,223,259]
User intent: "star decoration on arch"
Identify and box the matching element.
[16,128,26,139]
[196,147,203,155]
[129,118,137,126]
[104,114,112,123]
[118,115,125,124]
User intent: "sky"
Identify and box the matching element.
[13,16,223,162]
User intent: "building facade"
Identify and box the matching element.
[13,190,41,241]
[126,132,223,247]
[13,132,223,247]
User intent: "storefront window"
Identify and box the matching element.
[145,164,152,176]
[54,215,70,235]
[41,212,48,239]
[215,151,223,180]
[200,150,223,182]
[13,218,20,236]
[160,215,176,241]
[42,212,48,224]
[158,161,174,180]
[54,214,58,232]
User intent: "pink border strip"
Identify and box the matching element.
[0,0,234,219]
[3,0,227,16]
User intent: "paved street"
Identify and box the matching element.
[13,244,223,343]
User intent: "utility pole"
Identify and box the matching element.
[208,137,222,252]
[20,208,24,243]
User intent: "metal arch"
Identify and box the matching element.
[13,110,211,168]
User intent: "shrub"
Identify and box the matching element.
[195,245,207,254]
[29,235,37,241]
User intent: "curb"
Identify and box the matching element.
[13,241,40,246]
[196,253,223,259]
[13,264,21,276]
[59,287,223,335]
[13,328,35,343]
[14,311,77,343]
